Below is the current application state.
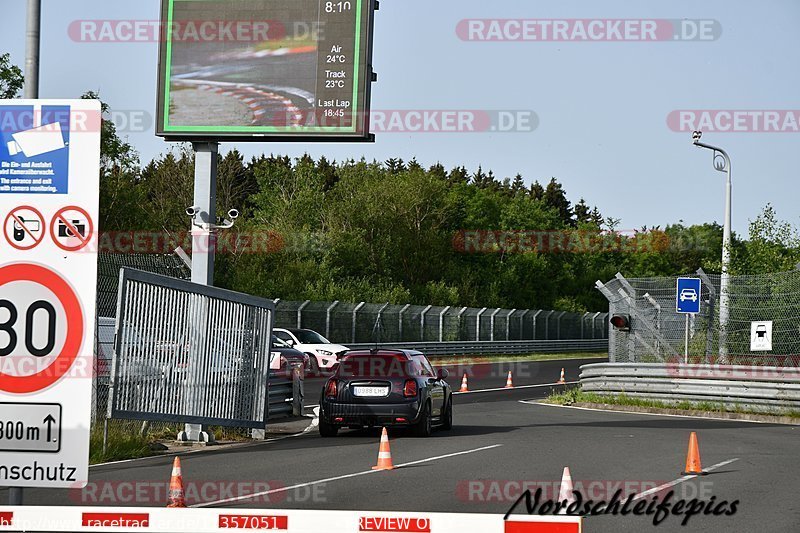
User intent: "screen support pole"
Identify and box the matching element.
[178,142,219,443]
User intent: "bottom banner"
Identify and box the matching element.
[0,507,582,533]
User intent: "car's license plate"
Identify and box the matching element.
[352,386,389,397]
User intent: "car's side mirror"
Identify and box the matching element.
[437,368,449,380]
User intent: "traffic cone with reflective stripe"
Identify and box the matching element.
[372,428,395,471]
[459,373,469,392]
[166,457,186,508]
[505,371,514,388]
[557,466,577,514]
[681,432,706,475]
[558,368,566,384]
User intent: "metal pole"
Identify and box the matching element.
[325,301,339,339]
[180,142,218,443]
[296,300,310,329]
[398,304,411,341]
[505,309,516,340]
[685,314,690,364]
[519,310,529,340]
[352,302,366,343]
[420,305,433,341]
[489,308,501,342]
[693,135,732,363]
[8,487,23,505]
[476,308,487,341]
[438,306,451,342]
[531,310,543,340]
[24,0,41,99]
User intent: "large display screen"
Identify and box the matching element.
[156,0,376,141]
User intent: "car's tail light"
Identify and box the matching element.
[325,379,338,399]
[403,379,417,398]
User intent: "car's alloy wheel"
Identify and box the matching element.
[308,354,320,374]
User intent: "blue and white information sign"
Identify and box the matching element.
[676,277,702,314]
[0,99,100,489]
[0,103,75,194]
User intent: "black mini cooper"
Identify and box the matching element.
[318,349,453,437]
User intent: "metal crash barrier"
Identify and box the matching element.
[107,269,281,429]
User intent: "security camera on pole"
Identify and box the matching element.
[177,145,241,443]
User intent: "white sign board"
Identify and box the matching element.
[0,99,100,488]
[750,321,773,352]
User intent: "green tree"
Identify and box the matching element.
[0,54,23,98]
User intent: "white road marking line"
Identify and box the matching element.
[191,444,503,508]
[455,381,577,395]
[520,400,779,424]
[632,458,740,501]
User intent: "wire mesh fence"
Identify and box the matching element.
[598,269,800,366]
[272,300,609,345]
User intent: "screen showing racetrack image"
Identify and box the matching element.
[156,0,375,141]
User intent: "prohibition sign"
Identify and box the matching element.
[3,206,46,251]
[0,263,84,394]
[50,205,94,252]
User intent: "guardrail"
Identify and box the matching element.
[580,362,800,412]
[348,339,607,357]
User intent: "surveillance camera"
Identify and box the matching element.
[186,206,201,217]
[228,209,240,220]
[692,131,703,142]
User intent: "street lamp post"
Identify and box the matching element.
[691,131,732,363]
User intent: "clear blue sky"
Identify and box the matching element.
[2,0,798,235]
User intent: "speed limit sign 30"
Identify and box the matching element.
[0,99,100,488]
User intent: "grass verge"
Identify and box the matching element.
[545,387,800,419]
[89,424,153,465]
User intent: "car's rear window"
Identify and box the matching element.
[337,354,415,378]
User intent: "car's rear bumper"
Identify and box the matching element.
[321,400,422,427]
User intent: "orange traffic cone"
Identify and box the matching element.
[166,457,186,508]
[682,432,706,475]
[557,466,577,514]
[372,428,395,471]
[558,368,566,384]
[459,373,469,392]
[505,371,514,388]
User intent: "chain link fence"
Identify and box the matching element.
[273,299,608,345]
[598,269,800,366]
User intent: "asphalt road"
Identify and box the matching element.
[5,358,800,532]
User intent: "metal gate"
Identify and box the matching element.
[108,269,275,428]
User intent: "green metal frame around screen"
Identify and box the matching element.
[156,0,374,141]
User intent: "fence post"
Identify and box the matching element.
[325,301,339,339]
[420,305,433,341]
[518,310,530,340]
[297,300,310,329]
[531,310,542,340]
[543,310,554,340]
[398,303,411,341]
[457,307,468,341]
[375,302,390,341]
[490,308,501,342]
[591,312,601,340]
[506,309,516,340]
[352,302,366,343]
[555,311,566,339]
[439,306,451,342]
[696,268,717,363]
[476,308,488,341]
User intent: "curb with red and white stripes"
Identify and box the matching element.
[0,507,581,532]
[184,83,304,126]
